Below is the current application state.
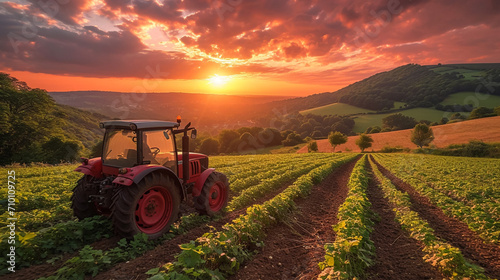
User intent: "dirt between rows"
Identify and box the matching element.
[372,158,500,279]
[365,162,443,280]
[229,158,359,280]
[93,176,301,280]
[7,176,294,280]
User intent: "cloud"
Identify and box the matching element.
[1,0,500,87]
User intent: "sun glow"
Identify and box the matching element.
[207,74,231,87]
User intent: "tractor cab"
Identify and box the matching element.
[100,120,181,173]
[73,118,228,239]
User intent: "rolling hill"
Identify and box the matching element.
[270,63,500,115]
[298,116,500,153]
[49,91,294,132]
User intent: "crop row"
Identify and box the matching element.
[374,154,500,244]
[368,157,490,279]
[146,155,356,279]
[32,154,354,279]
[318,155,375,280]
[228,154,333,193]
[1,154,323,273]
[228,157,340,211]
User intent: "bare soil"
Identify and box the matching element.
[229,157,359,280]
[8,177,293,280]
[93,176,302,280]
[365,163,443,280]
[298,116,500,153]
[372,158,500,279]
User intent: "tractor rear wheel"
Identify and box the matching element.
[194,172,229,216]
[71,175,99,220]
[111,173,180,239]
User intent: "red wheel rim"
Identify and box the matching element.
[208,182,226,212]
[135,186,173,234]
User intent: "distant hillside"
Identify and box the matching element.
[298,116,500,153]
[50,91,293,131]
[266,63,500,113]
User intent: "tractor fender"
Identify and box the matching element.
[112,166,184,198]
[192,168,215,197]
[74,158,102,178]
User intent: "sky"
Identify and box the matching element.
[1,0,499,96]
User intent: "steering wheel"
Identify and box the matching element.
[150,147,160,157]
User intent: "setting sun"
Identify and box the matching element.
[207,74,231,87]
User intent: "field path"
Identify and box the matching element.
[229,158,358,280]
[298,116,500,153]
[93,175,302,280]
[372,159,500,279]
[365,162,443,279]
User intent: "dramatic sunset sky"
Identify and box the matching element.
[1,0,499,96]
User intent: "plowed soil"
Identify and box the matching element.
[372,158,500,279]
[94,176,303,280]
[8,175,295,280]
[229,157,359,280]
[365,163,443,280]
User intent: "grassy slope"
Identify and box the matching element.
[299,116,500,153]
[440,92,500,107]
[352,108,462,133]
[299,103,375,115]
[54,104,107,149]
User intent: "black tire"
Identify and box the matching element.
[111,172,180,239]
[194,172,229,216]
[71,175,99,220]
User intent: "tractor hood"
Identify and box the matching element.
[177,152,207,161]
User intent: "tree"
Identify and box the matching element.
[199,138,219,155]
[355,134,373,152]
[470,107,494,119]
[382,113,417,130]
[411,123,434,148]
[259,128,282,147]
[328,131,347,152]
[307,141,318,152]
[311,130,323,138]
[218,130,240,153]
[42,136,82,164]
[282,132,304,146]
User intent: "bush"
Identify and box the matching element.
[199,138,220,155]
[470,107,494,119]
[282,132,304,147]
[307,141,318,152]
[380,146,408,153]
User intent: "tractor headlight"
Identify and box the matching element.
[118,168,129,174]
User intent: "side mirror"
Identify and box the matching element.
[191,129,197,139]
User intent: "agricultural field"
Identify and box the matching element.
[440,92,500,108]
[299,103,376,116]
[1,153,500,279]
[299,102,451,133]
[299,115,500,153]
[351,107,450,133]
[430,66,486,80]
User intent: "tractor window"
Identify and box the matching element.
[103,129,138,167]
[142,129,176,171]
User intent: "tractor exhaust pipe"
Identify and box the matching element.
[182,122,191,185]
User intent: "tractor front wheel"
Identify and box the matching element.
[71,175,99,220]
[195,172,229,216]
[111,173,180,239]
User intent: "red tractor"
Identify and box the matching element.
[72,118,229,239]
